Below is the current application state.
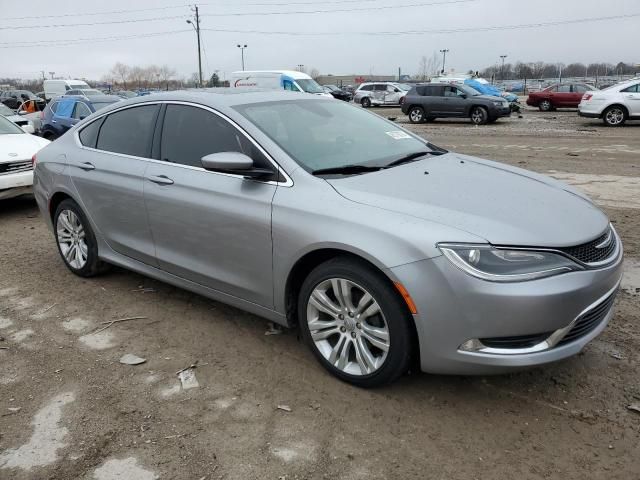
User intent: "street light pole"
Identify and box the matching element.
[237,45,247,70]
[500,55,507,80]
[186,5,203,88]
[439,49,449,74]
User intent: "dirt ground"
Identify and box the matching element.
[1,107,639,480]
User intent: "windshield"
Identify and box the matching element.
[0,103,15,115]
[460,85,482,96]
[0,115,24,135]
[235,99,436,173]
[295,79,325,94]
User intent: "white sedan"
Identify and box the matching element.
[579,78,640,126]
[0,115,49,200]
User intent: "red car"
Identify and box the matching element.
[527,83,596,111]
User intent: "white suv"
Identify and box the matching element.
[352,82,411,108]
[578,78,640,126]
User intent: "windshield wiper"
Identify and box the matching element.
[384,149,445,168]
[312,164,383,176]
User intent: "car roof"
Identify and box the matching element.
[59,94,121,103]
[90,89,321,114]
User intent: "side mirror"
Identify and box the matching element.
[201,152,273,179]
[79,115,87,120]
[18,110,27,116]
[460,93,468,99]
[394,88,400,93]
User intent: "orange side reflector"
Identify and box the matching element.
[394,282,418,315]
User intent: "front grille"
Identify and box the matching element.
[557,226,617,265]
[557,291,617,346]
[480,332,553,349]
[0,160,32,176]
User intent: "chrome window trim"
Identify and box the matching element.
[73,99,293,187]
[458,281,620,356]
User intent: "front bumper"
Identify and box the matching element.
[0,169,33,198]
[390,245,623,375]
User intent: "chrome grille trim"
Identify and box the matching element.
[0,160,32,176]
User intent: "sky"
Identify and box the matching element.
[0,0,638,82]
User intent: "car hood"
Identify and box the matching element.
[326,153,609,247]
[0,134,50,163]
[472,94,506,102]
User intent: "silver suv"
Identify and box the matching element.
[353,82,410,108]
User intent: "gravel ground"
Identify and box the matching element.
[0,108,639,480]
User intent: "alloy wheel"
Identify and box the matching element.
[306,278,390,376]
[56,209,88,269]
[410,108,424,123]
[471,107,486,125]
[540,100,551,111]
[605,107,625,126]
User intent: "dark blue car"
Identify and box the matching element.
[41,95,121,140]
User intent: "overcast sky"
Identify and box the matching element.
[1,0,638,82]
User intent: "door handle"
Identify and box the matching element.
[78,162,95,171]
[148,175,174,185]
[51,119,57,123]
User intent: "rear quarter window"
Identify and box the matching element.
[78,117,104,148]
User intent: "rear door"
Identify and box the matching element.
[426,86,446,115]
[554,84,573,107]
[69,104,160,265]
[371,84,386,105]
[384,84,401,104]
[143,103,278,307]
[621,83,640,116]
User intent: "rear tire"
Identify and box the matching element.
[298,257,413,387]
[54,199,109,277]
[470,106,489,125]
[408,106,426,124]
[361,97,371,108]
[539,99,552,112]
[602,105,627,127]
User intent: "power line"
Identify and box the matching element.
[0,0,474,29]
[0,30,191,48]
[199,12,640,35]
[201,0,475,17]
[0,0,388,20]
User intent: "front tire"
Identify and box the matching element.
[361,97,371,108]
[298,257,413,387]
[602,105,627,127]
[470,106,489,125]
[408,106,426,124]
[54,199,108,277]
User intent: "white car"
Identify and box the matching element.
[0,115,49,200]
[578,78,640,126]
[0,103,34,133]
[352,82,411,108]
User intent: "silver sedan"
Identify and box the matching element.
[33,91,623,387]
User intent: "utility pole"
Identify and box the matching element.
[500,55,507,80]
[49,71,55,79]
[186,6,203,87]
[439,49,449,74]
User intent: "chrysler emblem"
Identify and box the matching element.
[8,152,18,157]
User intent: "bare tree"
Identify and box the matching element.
[309,68,320,80]
[110,62,130,89]
[158,65,176,90]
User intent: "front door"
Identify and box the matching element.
[68,104,160,265]
[144,104,277,307]
[442,86,467,115]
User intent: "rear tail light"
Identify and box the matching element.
[40,110,45,119]
[582,93,593,101]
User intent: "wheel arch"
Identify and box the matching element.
[602,103,629,118]
[284,247,421,367]
[48,191,75,221]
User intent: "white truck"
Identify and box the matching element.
[230,70,332,97]
[43,79,91,100]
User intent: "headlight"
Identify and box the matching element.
[438,244,582,282]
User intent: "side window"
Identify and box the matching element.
[622,84,639,93]
[160,105,271,170]
[443,86,458,97]
[360,85,372,92]
[96,105,159,158]
[374,84,386,91]
[49,101,59,114]
[78,117,104,148]
[283,80,295,91]
[557,84,571,93]
[72,102,91,120]
[55,100,75,118]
